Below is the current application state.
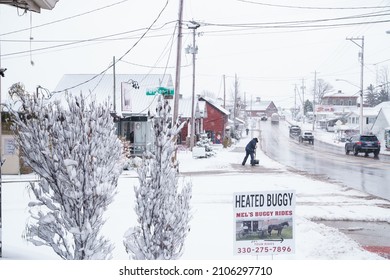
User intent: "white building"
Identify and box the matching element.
[371,107,390,150]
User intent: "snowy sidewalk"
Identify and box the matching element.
[176,136,390,260]
[1,131,390,260]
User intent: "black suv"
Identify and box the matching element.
[345,134,380,157]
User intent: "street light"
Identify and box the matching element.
[187,21,200,150]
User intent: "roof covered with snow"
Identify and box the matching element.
[199,96,230,115]
[323,91,359,98]
[246,100,274,111]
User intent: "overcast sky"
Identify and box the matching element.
[1,0,390,108]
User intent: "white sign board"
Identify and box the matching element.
[4,138,16,155]
[234,190,295,256]
[121,82,132,112]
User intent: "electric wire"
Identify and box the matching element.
[51,0,171,95]
[0,0,131,37]
[1,21,177,58]
[236,1,390,10]
[120,59,191,69]
[201,14,390,29]
[134,20,178,114]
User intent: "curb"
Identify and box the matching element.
[363,246,390,259]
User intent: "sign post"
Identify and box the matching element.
[234,190,296,257]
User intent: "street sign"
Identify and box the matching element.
[146,87,174,96]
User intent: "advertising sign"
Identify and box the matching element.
[4,138,16,155]
[121,82,132,112]
[234,190,295,256]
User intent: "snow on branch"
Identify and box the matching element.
[7,84,123,260]
[123,94,192,260]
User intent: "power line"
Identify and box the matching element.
[51,0,171,95]
[237,1,390,10]
[1,21,177,58]
[202,18,390,31]
[201,10,390,29]
[120,59,191,69]
[0,0,131,37]
[5,6,382,59]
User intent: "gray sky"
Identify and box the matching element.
[1,0,390,108]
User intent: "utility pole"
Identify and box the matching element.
[250,95,253,138]
[312,71,317,131]
[173,0,184,123]
[223,74,226,108]
[233,74,238,137]
[188,21,200,150]
[347,36,365,134]
[301,79,305,122]
[113,56,116,112]
[294,84,297,120]
[0,38,3,258]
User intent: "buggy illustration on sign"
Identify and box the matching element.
[234,190,295,256]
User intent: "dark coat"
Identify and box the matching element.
[245,138,258,153]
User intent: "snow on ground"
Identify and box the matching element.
[1,120,390,261]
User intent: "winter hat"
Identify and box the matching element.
[254,137,258,142]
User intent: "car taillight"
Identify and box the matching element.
[356,141,362,145]
[377,141,381,145]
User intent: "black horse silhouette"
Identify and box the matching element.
[267,221,289,236]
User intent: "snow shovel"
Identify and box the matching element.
[251,151,259,165]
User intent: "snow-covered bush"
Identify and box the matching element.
[196,134,216,157]
[123,94,192,260]
[120,137,143,170]
[120,137,133,170]
[7,84,123,260]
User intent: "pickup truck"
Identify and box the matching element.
[299,131,314,144]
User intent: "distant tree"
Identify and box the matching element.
[7,84,123,260]
[316,79,333,104]
[304,100,313,115]
[376,66,390,104]
[377,88,389,104]
[123,94,192,260]
[365,84,377,107]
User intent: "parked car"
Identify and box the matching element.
[260,115,268,121]
[299,131,314,144]
[289,125,301,138]
[345,134,381,157]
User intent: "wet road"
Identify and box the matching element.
[259,121,390,201]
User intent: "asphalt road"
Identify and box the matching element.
[259,120,390,201]
[257,120,390,258]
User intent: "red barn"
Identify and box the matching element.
[178,96,230,145]
[199,96,230,144]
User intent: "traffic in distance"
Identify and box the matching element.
[289,125,380,156]
[261,120,389,200]
[288,125,314,145]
